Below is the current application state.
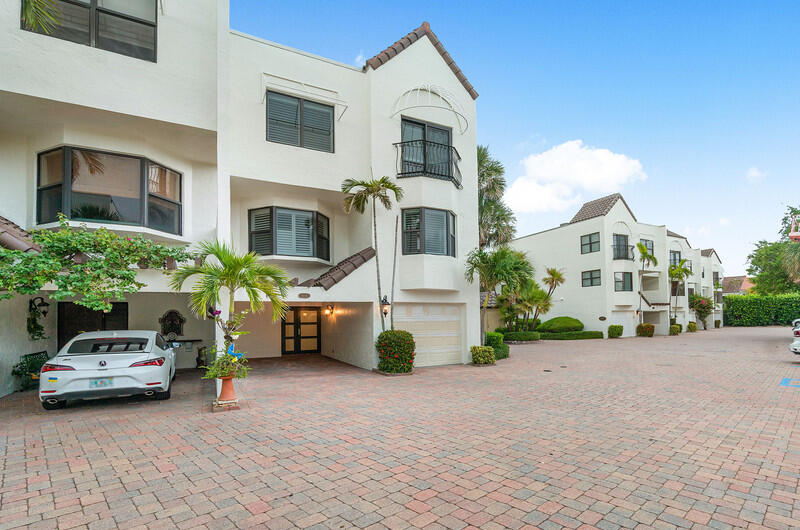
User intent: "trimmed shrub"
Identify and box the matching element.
[376,330,416,373]
[636,323,655,337]
[724,294,800,326]
[536,316,584,333]
[669,324,681,336]
[485,332,503,348]
[471,345,495,365]
[714,320,721,328]
[494,327,507,334]
[607,325,623,338]
[503,331,540,342]
[494,343,510,360]
[538,331,604,340]
[674,323,683,333]
[687,322,698,332]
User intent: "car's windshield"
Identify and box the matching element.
[67,338,149,354]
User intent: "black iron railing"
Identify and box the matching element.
[393,140,462,189]
[612,244,634,260]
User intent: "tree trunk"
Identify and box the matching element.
[373,200,385,331]
[480,298,487,346]
[390,215,398,331]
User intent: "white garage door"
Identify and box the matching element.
[393,303,464,367]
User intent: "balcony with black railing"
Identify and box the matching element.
[394,140,462,189]
[612,244,634,260]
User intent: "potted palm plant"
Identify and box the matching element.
[169,240,289,407]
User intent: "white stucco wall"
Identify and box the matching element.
[0,296,58,397]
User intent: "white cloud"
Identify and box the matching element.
[354,50,366,67]
[504,140,647,214]
[745,166,766,184]
[719,217,730,226]
[683,225,711,238]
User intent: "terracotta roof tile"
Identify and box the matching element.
[722,275,753,294]
[0,216,39,252]
[700,248,721,262]
[569,193,637,224]
[298,247,376,291]
[365,21,479,100]
[667,229,687,239]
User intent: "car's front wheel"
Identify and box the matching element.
[41,400,66,410]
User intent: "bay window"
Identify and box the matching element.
[402,207,456,257]
[36,146,182,235]
[248,206,330,260]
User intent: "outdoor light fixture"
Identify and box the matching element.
[29,297,50,317]
[325,304,335,316]
[381,296,391,317]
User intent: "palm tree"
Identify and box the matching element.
[527,285,552,330]
[668,259,692,323]
[465,247,533,344]
[531,268,564,327]
[169,240,290,351]
[21,0,61,34]
[477,145,515,249]
[341,177,404,331]
[636,242,658,320]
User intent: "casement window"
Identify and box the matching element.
[36,146,182,235]
[580,232,600,254]
[640,238,654,255]
[581,269,601,287]
[402,208,456,257]
[614,272,633,292]
[612,233,632,260]
[266,92,334,152]
[713,271,720,285]
[248,206,330,260]
[399,119,452,177]
[21,0,157,62]
[669,250,681,267]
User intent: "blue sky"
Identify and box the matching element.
[231,1,799,275]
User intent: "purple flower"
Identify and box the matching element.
[213,310,222,316]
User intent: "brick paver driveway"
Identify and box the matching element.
[1,327,800,530]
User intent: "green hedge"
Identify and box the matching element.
[607,325,623,338]
[636,323,655,337]
[723,294,800,326]
[503,331,540,342]
[494,343,509,360]
[471,345,495,365]
[536,316,584,333]
[714,320,721,328]
[687,322,698,332]
[538,331,603,340]
[376,330,416,373]
[669,324,680,336]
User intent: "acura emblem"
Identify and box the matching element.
[99,360,106,367]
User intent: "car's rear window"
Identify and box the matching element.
[67,338,149,354]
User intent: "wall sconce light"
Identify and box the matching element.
[29,296,50,317]
[380,296,391,317]
[324,304,335,316]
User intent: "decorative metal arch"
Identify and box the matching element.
[390,84,469,134]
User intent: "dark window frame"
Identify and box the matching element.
[20,0,158,62]
[581,269,601,287]
[247,205,331,261]
[614,271,633,292]
[265,91,335,153]
[669,250,682,267]
[401,207,456,257]
[640,238,654,255]
[580,232,600,254]
[36,146,182,235]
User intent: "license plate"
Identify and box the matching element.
[90,378,113,388]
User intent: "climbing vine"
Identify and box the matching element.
[0,215,193,312]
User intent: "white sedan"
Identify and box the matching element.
[39,330,176,410]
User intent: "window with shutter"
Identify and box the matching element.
[267,93,300,146]
[402,209,422,254]
[249,207,272,255]
[275,208,313,257]
[316,213,330,261]
[402,207,456,257]
[302,101,333,152]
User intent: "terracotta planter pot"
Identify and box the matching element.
[217,375,237,402]
[138,260,149,269]
[165,257,177,270]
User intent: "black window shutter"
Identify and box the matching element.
[249,207,273,255]
[267,93,300,146]
[402,209,422,254]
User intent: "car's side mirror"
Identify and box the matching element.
[171,342,181,349]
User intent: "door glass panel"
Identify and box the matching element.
[284,338,294,351]
[299,310,317,323]
[300,323,317,336]
[300,338,317,351]
[284,309,294,323]
[401,121,425,173]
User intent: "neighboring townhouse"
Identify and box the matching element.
[722,275,754,296]
[511,193,724,336]
[0,1,480,396]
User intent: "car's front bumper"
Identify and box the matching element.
[791,340,800,354]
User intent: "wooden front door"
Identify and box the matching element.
[281,306,321,354]
[57,302,128,350]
